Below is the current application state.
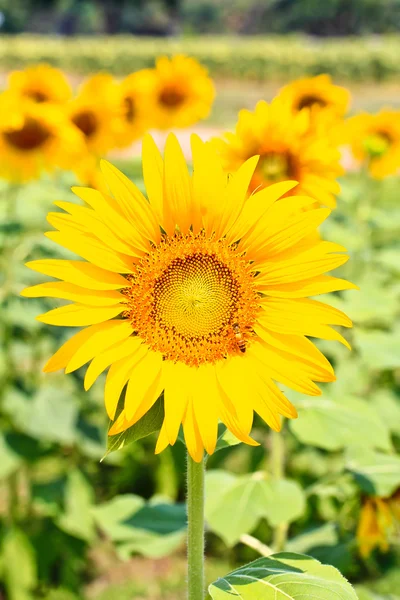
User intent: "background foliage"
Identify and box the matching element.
[1,35,400,81]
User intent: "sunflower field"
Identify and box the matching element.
[0,46,399,600]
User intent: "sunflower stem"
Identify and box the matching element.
[271,426,288,552]
[187,453,205,600]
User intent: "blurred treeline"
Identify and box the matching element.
[2,0,400,35]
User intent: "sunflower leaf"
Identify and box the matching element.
[346,448,400,496]
[208,553,358,600]
[105,394,164,457]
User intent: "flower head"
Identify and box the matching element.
[68,74,123,156]
[114,70,153,149]
[278,74,350,117]
[357,492,400,558]
[0,93,84,182]
[213,98,343,208]
[145,55,215,130]
[344,110,400,178]
[8,63,72,104]
[23,134,354,461]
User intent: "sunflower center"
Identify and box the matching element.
[259,152,293,183]
[72,111,98,138]
[159,87,185,108]
[364,130,392,158]
[124,96,135,122]
[297,95,327,110]
[122,233,259,366]
[4,117,51,151]
[25,90,48,103]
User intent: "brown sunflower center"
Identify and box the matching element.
[72,111,98,138]
[4,117,51,151]
[259,152,295,183]
[25,90,48,103]
[159,87,185,108]
[124,96,135,122]
[297,95,327,111]
[122,233,259,366]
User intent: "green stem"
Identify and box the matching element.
[271,427,288,552]
[187,454,205,600]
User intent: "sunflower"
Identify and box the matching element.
[213,98,343,208]
[344,110,400,178]
[278,74,350,117]
[145,55,215,130]
[114,70,153,149]
[7,63,72,104]
[357,492,400,558]
[0,93,85,183]
[67,73,123,156]
[22,134,355,462]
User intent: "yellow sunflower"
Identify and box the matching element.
[357,492,400,558]
[0,93,85,183]
[278,74,350,117]
[213,98,343,208]
[146,55,215,130]
[344,110,400,178]
[67,73,123,156]
[22,134,355,462]
[7,63,72,104]
[114,70,153,149]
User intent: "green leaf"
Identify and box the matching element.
[346,448,400,496]
[57,470,95,542]
[116,529,185,560]
[209,552,358,600]
[6,386,79,445]
[91,495,145,541]
[105,394,164,457]
[289,396,391,452]
[2,528,37,600]
[355,328,400,370]
[206,471,305,547]
[286,523,338,554]
[257,479,306,527]
[0,433,22,479]
[371,390,400,435]
[211,424,242,455]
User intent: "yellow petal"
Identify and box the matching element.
[37,303,123,327]
[100,160,160,245]
[183,399,204,463]
[65,320,133,374]
[104,345,149,420]
[124,351,163,421]
[163,133,193,235]
[45,230,134,274]
[21,282,123,306]
[162,361,191,445]
[84,336,143,390]
[142,134,164,223]
[43,323,110,373]
[264,275,358,298]
[25,259,128,290]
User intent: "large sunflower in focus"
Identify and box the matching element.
[344,110,400,178]
[146,55,215,129]
[0,94,84,182]
[23,134,355,462]
[68,74,123,156]
[278,74,350,117]
[213,98,343,208]
[8,64,72,104]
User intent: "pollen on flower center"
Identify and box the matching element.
[122,233,260,366]
[259,152,295,183]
